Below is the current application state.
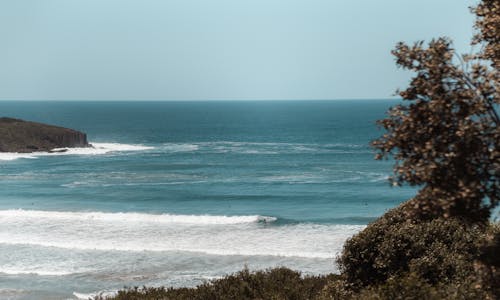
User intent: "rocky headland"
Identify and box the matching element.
[0,117,90,153]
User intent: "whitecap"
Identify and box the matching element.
[0,153,38,161]
[158,141,369,155]
[0,209,276,225]
[0,268,74,276]
[161,143,199,153]
[0,142,154,161]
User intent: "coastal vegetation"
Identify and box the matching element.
[100,1,498,299]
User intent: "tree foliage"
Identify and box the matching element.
[473,0,500,68]
[372,2,499,222]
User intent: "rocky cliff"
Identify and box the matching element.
[0,117,90,153]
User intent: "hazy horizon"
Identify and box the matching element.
[0,98,399,102]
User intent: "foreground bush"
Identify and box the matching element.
[97,268,336,300]
[318,202,497,300]
[337,200,489,290]
[352,272,491,300]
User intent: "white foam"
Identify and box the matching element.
[0,268,73,276]
[158,141,368,155]
[0,209,276,225]
[0,153,38,161]
[258,170,390,184]
[0,141,368,161]
[261,174,323,184]
[89,142,154,152]
[0,142,153,161]
[162,143,199,152]
[0,209,363,259]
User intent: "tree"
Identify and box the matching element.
[372,1,499,222]
[473,0,500,68]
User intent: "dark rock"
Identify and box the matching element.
[48,148,69,153]
[0,117,90,153]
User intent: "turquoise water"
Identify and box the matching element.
[0,100,416,299]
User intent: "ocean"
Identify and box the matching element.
[0,100,416,299]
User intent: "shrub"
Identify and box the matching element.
[354,272,491,300]
[98,268,336,300]
[316,278,353,300]
[337,200,488,290]
[476,223,500,299]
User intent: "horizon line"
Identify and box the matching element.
[0,97,401,102]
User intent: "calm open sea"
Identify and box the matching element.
[0,100,416,299]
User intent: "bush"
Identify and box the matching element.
[316,278,353,300]
[476,223,500,298]
[354,272,491,300]
[98,267,336,300]
[337,200,489,290]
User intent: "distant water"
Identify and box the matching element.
[0,100,416,299]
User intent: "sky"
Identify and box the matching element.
[0,0,477,101]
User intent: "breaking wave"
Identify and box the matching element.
[0,141,370,161]
[0,142,154,161]
[0,209,276,225]
[0,209,363,259]
[0,268,73,276]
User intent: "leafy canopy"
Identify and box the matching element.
[372,1,499,222]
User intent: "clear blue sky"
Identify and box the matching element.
[0,0,477,100]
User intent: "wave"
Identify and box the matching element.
[158,141,370,155]
[86,142,154,152]
[258,171,388,184]
[0,209,364,259]
[0,268,73,276]
[0,289,27,297]
[0,141,369,161]
[0,153,38,161]
[161,143,200,152]
[0,239,351,259]
[0,142,153,161]
[0,209,276,225]
[56,171,388,188]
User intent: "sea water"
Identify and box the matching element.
[0,100,416,299]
